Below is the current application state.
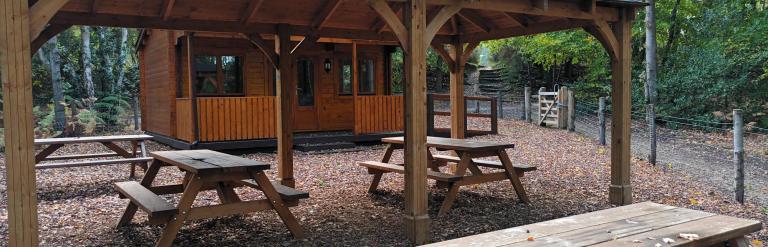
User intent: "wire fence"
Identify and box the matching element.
[496,89,768,205]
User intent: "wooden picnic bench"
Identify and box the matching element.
[115,149,308,247]
[359,136,537,216]
[34,134,153,177]
[423,201,762,247]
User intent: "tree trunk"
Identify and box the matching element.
[49,37,67,131]
[81,26,96,108]
[115,28,129,93]
[99,27,114,93]
[645,0,658,165]
[661,0,682,65]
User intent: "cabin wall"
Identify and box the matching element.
[190,37,272,96]
[139,30,177,137]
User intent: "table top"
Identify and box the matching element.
[382,136,514,151]
[423,202,762,247]
[151,149,270,174]
[35,134,154,145]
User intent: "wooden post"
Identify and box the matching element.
[497,93,504,119]
[567,89,575,132]
[403,0,430,244]
[352,41,359,135]
[186,33,200,144]
[609,9,634,205]
[275,24,295,188]
[427,94,435,136]
[1,1,40,245]
[599,97,607,146]
[557,86,568,129]
[524,87,531,122]
[490,97,498,134]
[449,39,465,139]
[733,109,745,204]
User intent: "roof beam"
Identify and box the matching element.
[241,0,265,24]
[32,24,71,52]
[30,0,71,43]
[457,9,494,32]
[503,12,533,27]
[529,0,548,11]
[91,0,99,14]
[387,0,620,21]
[580,0,596,15]
[371,3,403,34]
[242,33,278,69]
[368,0,409,51]
[426,4,462,43]
[311,0,343,31]
[449,16,458,34]
[159,0,176,20]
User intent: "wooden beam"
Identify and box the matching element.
[580,0,597,15]
[457,9,494,33]
[371,3,403,33]
[403,0,430,244]
[2,0,40,245]
[425,4,462,44]
[529,0,549,11]
[430,43,455,69]
[449,16,458,34]
[387,0,620,21]
[368,0,410,52]
[242,33,278,69]
[91,0,99,14]
[32,24,71,52]
[352,41,359,133]
[159,0,176,20]
[462,42,479,64]
[449,39,465,139]
[502,12,529,27]
[275,24,295,188]
[608,8,635,206]
[29,0,71,43]
[311,0,343,31]
[460,19,590,43]
[241,0,265,24]
[584,20,619,60]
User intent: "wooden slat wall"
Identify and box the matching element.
[175,98,194,142]
[197,96,276,142]
[354,95,404,134]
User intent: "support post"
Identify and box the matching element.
[734,109,745,204]
[609,9,634,205]
[403,0,430,244]
[599,97,607,146]
[491,97,498,134]
[352,41,359,134]
[1,1,40,245]
[647,103,656,164]
[498,93,504,119]
[524,87,531,122]
[567,89,575,132]
[275,24,295,188]
[448,39,465,139]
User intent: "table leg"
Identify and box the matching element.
[216,182,241,203]
[118,160,163,227]
[156,175,203,247]
[724,236,749,247]
[251,171,304,239]
[438,152,472,216]
[130,141,138,178]
[497,149,529,203]
[381,144,395,163]
[427,148,441,172]
[35,144,63,163]
[368,172,383,193]
[102,141,137,178]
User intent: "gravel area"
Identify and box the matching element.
[1,119,766,246]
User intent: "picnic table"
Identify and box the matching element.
[359,136,537,216]
[424,201,762,247]
[114,149,308,247]
[34,134,153,177]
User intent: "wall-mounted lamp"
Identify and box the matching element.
[324,58,332,73]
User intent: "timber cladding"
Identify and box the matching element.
[140,30,175,137]
[197,97,277,142]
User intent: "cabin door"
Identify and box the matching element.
[293,58,319,131]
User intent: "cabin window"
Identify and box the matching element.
[194,55,244,96]
[358,58,375,94]
[338,59,352,95]
[297,59,315,106]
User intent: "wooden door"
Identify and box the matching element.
[293,57,319,131]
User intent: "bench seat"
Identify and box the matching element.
[234,180,310,201]
[359,161,462,182]
[37,157,153,170]
[114,181,176,224]
[431,154,537,174]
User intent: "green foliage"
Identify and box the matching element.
[93,95,131,129]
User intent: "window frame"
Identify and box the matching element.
[357,57,376,95]
[193,53,246,97]
[336,55,378,96]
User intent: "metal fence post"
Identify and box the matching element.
[648,104,657,165]
[598,97,606,146]
[498,93,504,119]
[524,87,531,123]
[734,109,745,204]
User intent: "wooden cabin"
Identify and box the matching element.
[138,31,404,149]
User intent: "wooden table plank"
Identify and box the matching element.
[593,215,762,247]
[35,134,153,145]
[382,136,514,151]
[506,208,713,247]
[423,202,677,247]
[151,150,270,174]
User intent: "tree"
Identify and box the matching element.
[81,26,96,109]
[37,37,67,132]
[645,0,658,164]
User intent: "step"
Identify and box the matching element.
[294,141,356,152]
[358,161,462,182]
[114,181,176,221]
[234,180,310,201]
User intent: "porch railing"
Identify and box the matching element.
[175,98,195,142]
[354,95,404,135]
[427,94,498,136]
[196,96,276,142]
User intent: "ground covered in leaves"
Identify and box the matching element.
[0,119,766,246]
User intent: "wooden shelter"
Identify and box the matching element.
[137,30,405,149]
[2,0,644,245]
